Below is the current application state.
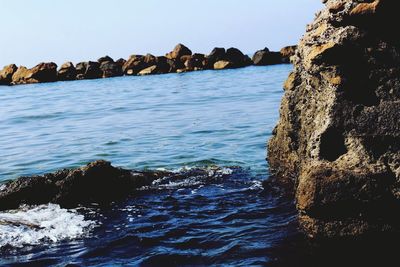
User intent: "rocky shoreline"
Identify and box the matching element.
[0,44,296,86]
[268,0,399,239]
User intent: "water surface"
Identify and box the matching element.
[0,65,304,266]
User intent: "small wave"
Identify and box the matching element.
[0,204,95,249]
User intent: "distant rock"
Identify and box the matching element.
[214,60,234,70]
[58,62,77,81]
[252,48,282,65]
[138,65,158,76]
[122,55,145,75]
[75,61,102,79]
[100,61,123,78]
[0,64,18,85]
[11,63,58,85]
[206,48,226,68]
[166,43,192,60]
[225,47,251,68]
[97,55,114,64]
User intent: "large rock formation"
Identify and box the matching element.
[11,63,58,85]
[0,64,18,85]
[268,0,400,239]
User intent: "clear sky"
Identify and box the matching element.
[0,0,323,68]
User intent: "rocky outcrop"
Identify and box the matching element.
[11,63,58,85]
[0,64,18,85]
[166,43,192,60]
[268,0,400,239]
[0,43,293,86]
[0,160,234,210]
[58,62,77,81]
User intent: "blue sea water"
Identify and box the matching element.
[0,65,305,266]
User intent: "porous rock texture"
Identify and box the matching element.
[268,0,400,239]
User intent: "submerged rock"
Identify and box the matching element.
[0,64,18,85]
[0,161,236,211]
[268,0,400,239]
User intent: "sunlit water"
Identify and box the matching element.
[0,65,306,266]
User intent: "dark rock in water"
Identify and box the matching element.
[122,55,145,75]
[11,62,58,85]
[166,43,192,60]
[252,48,282,66]
[268,0,400,239]
[58,62,77,81]
[280,45,297,63]
[75,61,102,79]
[207,47,226,65]
[183,53,205,71]
[100,61,123,78]
[0,64,18,85]
[225,47,251,68]
[115,58,126,67]
[0,161,235,211]
[97,55,114,64]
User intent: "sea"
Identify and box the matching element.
[0,65,313,266]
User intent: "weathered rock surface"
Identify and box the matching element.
[0,64,18,85]
[58,62,77,81]
[166,43,192,60]
[268,0,400,239]
[0,160,234,211]
[11,63,58,85]
[76,61,102,80]
[280,45,297,63]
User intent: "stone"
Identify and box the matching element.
[252,48,282,65]
[184,53,205,70]
[75,61,102,79]
[100,61,123,78]
[166,43,192,60]
[58,62,76,81]
[97,55,114,64]
[0,161,234,210]
[138,65,158,76]
[214,60,234,70]
[11,63,58,85]
[268,0,400,239]
[0,64,18,85]
[122,55,145,75]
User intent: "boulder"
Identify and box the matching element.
[268,0,400,239]
[0,161,233,210]
[115,58,126,67]
[205,47,226,69]
[183,53,205,70]
[214,60,234,70]
[280,45,297,63]
[252,48,282,65]
[100,61,123,78]
[58,62,77,81]
[75,61,102,79]
[0,64,18,85]
[97,55,114,64]
[138,65,158,76]
[11,63,58,85]
[166,43,192,60]
[122,55,145,75]
[225,47,251,68]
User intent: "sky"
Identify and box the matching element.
[0,0,323,68]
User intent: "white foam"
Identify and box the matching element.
[0,204,95,248]
[0,184,6,192]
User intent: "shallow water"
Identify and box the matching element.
[0,65,305,266]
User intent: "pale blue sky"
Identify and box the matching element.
[0,0,323,68]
